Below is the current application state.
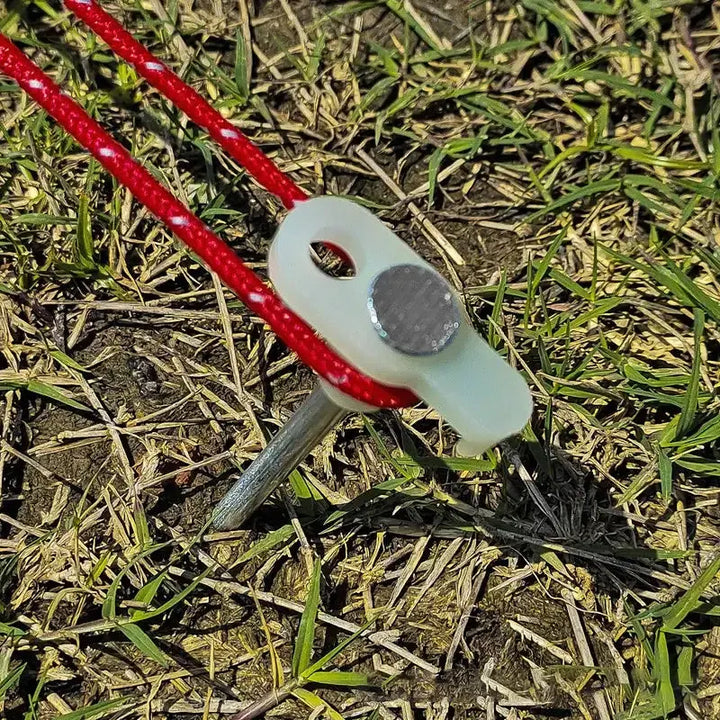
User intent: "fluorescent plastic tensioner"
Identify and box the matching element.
[212,196,533,529]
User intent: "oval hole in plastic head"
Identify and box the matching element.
[310,241,356,278]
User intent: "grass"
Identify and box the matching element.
[1,0,719,718]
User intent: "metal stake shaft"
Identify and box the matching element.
[212,385,347,530]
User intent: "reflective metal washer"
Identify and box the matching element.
[367,263,461,356]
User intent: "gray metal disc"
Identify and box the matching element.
[367,263,461,356]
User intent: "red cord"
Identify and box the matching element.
[64,0,307,209]
[66,0,357,266]
[0,34,416,408]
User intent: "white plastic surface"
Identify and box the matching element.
[269,196,532,456]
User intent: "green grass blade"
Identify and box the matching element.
[303,618,374,678]
[529,226,567,298]
[99,542,174,621]
[26,379,90,412]
[662,554,720,631]
[675,414,720,448]
[102,565,128,621]
[234,28,250,102]
[0,662,25,698]
[324,476,409,526]
[643,77,675,136]
[657,262,720,321]
[362,416,415,479]
[292,559,322,677]
[395,454,496,472]
[75,193,94,268]
[561,69,676,109]
[288,468,324,504]
[676,641,694,688]
[527,178,622,221]
[384,0,442,50]
[132,570,168,615]
[427,147,444,205]
[602,246,720,321]
[11,213,74,226]
[49,350,88,372]
[657,446,673,503]
[56,697,133,720]
[305,34,326,82]
[676,309,704,439]
[118,622,170,667]
[0,378,90,413]
[306,670,372,687]
[487,270,507,349]
[131,566,212,622]
[653,631,676,716]
[546,267,592,301]
[233,524,295,565]
[292,688,345,720]
[0,622,26,637]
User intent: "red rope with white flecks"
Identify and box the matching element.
[66,0,307,210]
[0,4,417,408]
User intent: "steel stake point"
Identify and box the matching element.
[212,385,347,530]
